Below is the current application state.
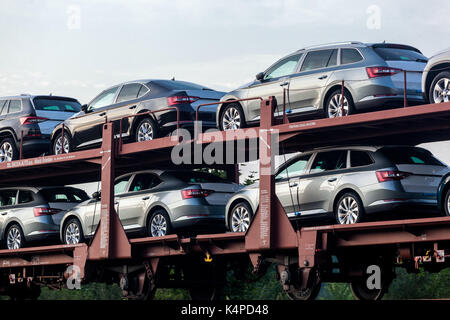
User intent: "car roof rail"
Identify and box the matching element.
[300,41,364,51]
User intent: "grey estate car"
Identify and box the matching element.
[0,186,89,249]
[226,146,448,232]
[422,48,450,104]
[60,170,242,244]
[217,42,427,130]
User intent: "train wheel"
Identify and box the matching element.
[282,268,322,301]
[350,279,385,301]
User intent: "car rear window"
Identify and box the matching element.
[156,80,211,91]
[373,47,428,62]
[341,48,364,64]
[381,148,444,166]
[33,98,81,112]
[170,171,229,183]
[40,188,89,203]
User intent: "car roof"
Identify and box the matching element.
[0,94,79,101]
[294,42,421,53]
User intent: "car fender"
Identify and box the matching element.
[144,201,172,226]
[224,189,259,230]
[0,217,26,242]
[0,128,19,143]
[330,183,366,213]
[321,80,357,110]
[216,94,246,125]
[437,173,450,212]
[59,210,86,243]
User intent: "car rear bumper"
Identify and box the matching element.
[365,198,438,215]
[354,95,425,110]
[21,137,51,157]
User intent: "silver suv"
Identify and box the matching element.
[0,186,89,249]
[225,146,448,232]
[217,42,427,130]
[60,170,241,244]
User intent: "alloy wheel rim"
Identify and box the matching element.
[337,196,359,224]
[222,107,241,130]
[65,222,80,244]
[7,227,21,250]
[328,94,349,118]
[231,205,250,232]
[150,214,167,237]
[0,142,13,162]
[55,136,70,154]
[447,195,450,216]
[433,78,450,103]
[137,122,153,142]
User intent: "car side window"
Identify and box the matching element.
[114,175,131,195]
[18,190,34,204]
[350,151,374,167]
[129,173,161,192]
[341,48,363,64]
[88,86,119,111]
[0,190,18,207]
[138,85,149,98]
[0,100,6,115]
[116,83,144,103]
[310,150,347,173]
[327,49,338,67]
[301,49,335,72]
[264,54,303,80]
[8,100,21,113]
[276,155,311,180]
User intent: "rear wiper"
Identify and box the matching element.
[202,88,213,91]
[415,59,428,63]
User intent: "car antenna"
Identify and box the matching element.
[49,93,52,96]
[171,77,175,81]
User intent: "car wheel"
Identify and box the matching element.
[135,118,158,142]
[5,224,25,250]
[0,137,18,162]
[429,71,450,104]
[335,192,364,225]
[220,103,245,131]
[53,131,72,155]
[229,201,253,233]
[444,188,450,217]
[325,89,354,118]
[148,209,172,237]
[63,218,84,245]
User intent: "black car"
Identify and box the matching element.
[0,95,82,162]
[50,79,225,154]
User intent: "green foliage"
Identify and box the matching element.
[154,288,190,300]
[243,170,259,186]
[38,283,122,300]
[318,283,353,300]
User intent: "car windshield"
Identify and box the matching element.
[373,47,428,62]
[156,80,212,91]
[33,98,81,112]
[40,188,89,203]
[381,147,444,166]
[170,171,229,183]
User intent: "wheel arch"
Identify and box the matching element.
[331,186,365,213]
[424,63,450,103]
[129,108,158,137]
[225,195,256,230]
[0,128,19,144]
[59,213,84,243]
[437,174,450,213]
[216,96,244,127]
[322,83,355,111]
[2,219,26,243]
[145,203,171,230]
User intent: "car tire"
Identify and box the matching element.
[135,117,158,142]
[325,89,354,118]
[5,224,25,250]
[53,131,73,155]
[63,218,84,245]
[219,103,246,131]
[147,209,172,237]
[334,192,364,225]
[228,201,253,233]
[429,71,450,104]
[0,137,18,162]
[443,188,450,217]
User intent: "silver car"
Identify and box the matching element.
[226,146,448,232]
[422,48,450,104]
[0,186,89,249]
[60,170,242,244]
[217,42,427,130]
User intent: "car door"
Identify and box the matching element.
[288,49,338,113]
[105,83,150,138]
[0,189,18,239]
[245,53,304,122]
[275,154,312,217]
[297,150,348,215]
[70,86,120,148]
[117,172,162,231]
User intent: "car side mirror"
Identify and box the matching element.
[256,72,265,81]
[92,191,101,199]
[81,104,88,113]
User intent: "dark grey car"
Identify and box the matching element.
[51,80,225,154]
[0,186,89,249]
[217,42,427,130]
[226,146,448,232]
[0,95,81,162]
[60,170,242,244]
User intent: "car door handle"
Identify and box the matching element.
[318,75,328,80]
[114,201,119,205]
[142,196,150,200]
[0,212,7,216]
[99,112,106,117]
[280,81,289,87]
[129,105,137,110]
[289,182,298,187]
[328,177,337,182]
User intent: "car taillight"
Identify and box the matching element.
[366,66,402,78]
[20,116,49,125]
[167,96,199,106]
[181,189,213,199]
[33,207,62,217]
[376,170,411,182]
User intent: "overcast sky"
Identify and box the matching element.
[1,0,449,189]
